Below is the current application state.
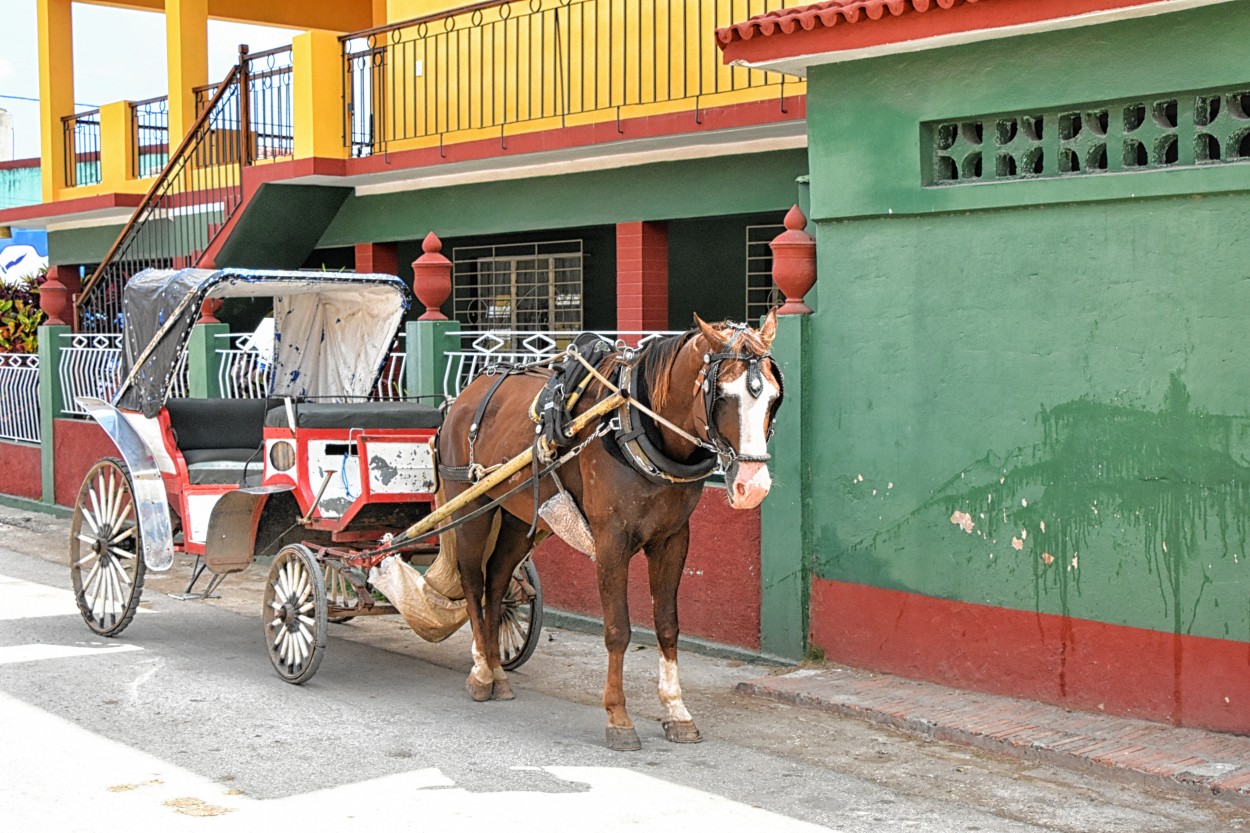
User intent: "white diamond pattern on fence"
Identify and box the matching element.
[442,330,677,397]
[59,334,187,415]
[0,354,40,443]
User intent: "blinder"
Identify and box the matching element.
[699,325,785,468]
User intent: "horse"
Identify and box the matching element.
[436,310,782,750]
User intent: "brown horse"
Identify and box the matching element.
[437,311,782,750]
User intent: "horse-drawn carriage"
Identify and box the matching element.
[69,267,541,683]
[70,264,784,750]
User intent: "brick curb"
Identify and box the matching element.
[737,668,1250,806]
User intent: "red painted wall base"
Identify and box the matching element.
[0,440,43,500]
[53,419,117,507]
[810,578,1250,735]
[535,488,762,650]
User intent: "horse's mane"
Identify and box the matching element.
[642,321,770,411]
[641,331,692,412]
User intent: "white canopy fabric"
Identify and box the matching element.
[118,268,409,416]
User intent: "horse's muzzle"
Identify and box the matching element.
[727,460,771,509]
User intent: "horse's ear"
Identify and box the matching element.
[758,308,778,348]
[694,314,726,349]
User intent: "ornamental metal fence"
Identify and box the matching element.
[58,334,188,417]
[0,354,41,443]
[443,329,676,396]
[217,332,406,401]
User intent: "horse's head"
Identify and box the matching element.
[692,310,783,510]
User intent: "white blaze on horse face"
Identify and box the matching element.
[720,371,777,509]
[658,656,693,723]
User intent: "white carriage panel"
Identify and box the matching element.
[363,440,436,495]
[308,440,362,518]
[121,411,176,474]
[185,493,225,544]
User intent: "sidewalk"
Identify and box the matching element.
[738,665,1250,807]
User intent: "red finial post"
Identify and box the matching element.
[39,268,71,327]
[769,205,816,315]
[197,297,222,324]
[412,231,451,321]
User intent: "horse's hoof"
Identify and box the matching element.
[662,720,703,743]
[492,678,515,700]
[465,675,493,702]
[605,725,642,752]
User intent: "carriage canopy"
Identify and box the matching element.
[117,268,410,417]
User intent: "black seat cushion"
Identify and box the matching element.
[181,447,262,465]
[166,397,267,451]
[263,401,444,430]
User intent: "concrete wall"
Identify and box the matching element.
[779,4,1250,732]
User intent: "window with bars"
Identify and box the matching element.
[452,240,584,333]
[746,224,782,325]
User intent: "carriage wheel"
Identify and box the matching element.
[500,559,543,671]
[70,458,146,637]
[324,563,359,624]
[263,544,328,684]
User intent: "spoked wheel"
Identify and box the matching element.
[324,563,360,624]
[500,559,543,671]
[70,458,145,636]
[263,544,327,684]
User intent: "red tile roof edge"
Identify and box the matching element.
[715,0,980,48]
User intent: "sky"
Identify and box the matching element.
[0,1,296,161]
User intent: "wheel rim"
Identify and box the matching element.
[264,545,327,684]
[70,460,144,636]
[500,560,542,670]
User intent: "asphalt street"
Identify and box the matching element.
[0,507,1244,832]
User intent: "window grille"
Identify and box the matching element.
[452,240,584,338]
[746,224,783,324]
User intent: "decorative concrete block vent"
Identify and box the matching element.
[927,87,1250,185]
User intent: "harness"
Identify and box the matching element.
[434,324,784,530]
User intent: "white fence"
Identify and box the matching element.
[58,334,187,416]
[442,330,678,396]
[216,332,407,401]
[0,354,40,443]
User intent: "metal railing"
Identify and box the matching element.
[131,96,170,178]
[58,334,188,417]
[217,331,406,400]
[342,0,801,157]
[77,56,249,333]
[194,46,294,164]
[442,328,676,396]
[62,109,103,188]
[57,334,122,416]
[0,354,40,443]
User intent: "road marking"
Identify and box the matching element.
[0,642,143,665]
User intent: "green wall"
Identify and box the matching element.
[793,4,1250,643]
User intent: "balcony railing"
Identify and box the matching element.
[342,0,802,157]
[62,109,103,188]
[130,96,170,179]
[194,45,295,164]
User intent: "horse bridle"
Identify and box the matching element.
[693,324,785,470]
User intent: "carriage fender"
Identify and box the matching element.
[203,485,294,575]
[77,396,176,573]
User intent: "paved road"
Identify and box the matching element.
[0,508,1243,832]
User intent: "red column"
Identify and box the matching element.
[616,221,669,335]
[354,241,399,276]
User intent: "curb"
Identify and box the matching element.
[737,669,1250,807]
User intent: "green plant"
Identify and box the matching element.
[0,272,45,354]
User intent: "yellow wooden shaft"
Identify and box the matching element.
[400,391,624,540]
